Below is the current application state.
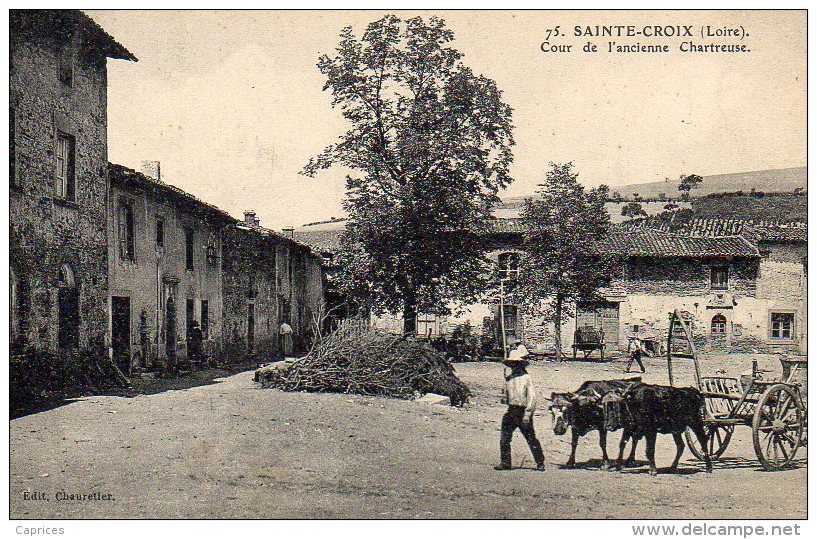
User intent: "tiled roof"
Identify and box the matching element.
[109,163,234,223]
[490,218,526,233]
[11,10,137,62]
[617,218,807,242]
[592,231,760,258]
[234,224,322,259]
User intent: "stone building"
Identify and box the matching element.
[107,164,235,370]
[294,216,807,355]
[9,10,136,353]
[221,213,325,359]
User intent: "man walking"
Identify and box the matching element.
[495,346,546,471]
[626,335,646,373]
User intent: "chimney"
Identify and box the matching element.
[281,227,295,238]
[243,210,260,227]
[141,160,161,181]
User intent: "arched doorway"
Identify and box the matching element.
[57,264,79,350]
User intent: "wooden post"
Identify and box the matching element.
[667,312,675,386]
[499,279,507,361]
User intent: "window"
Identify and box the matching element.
[711,314,727,335]
[118,201,135,261]
[201,300,209,340]
[185,228,194,271]
[55,132,76,201]
[58,46,73,87]
[156,218,164,248]
[497,252,521,281]
[710,266,729,290]
[770,312,795,340]
[247,273,257,299]
[206,232,217,264]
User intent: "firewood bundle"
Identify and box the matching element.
[257,325,470,406]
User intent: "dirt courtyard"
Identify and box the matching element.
[10,354,806,519]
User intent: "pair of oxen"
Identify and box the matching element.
[548,379,713,476]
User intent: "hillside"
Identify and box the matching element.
[692,193,807,223]
[612,167,806,199]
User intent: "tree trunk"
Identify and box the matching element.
[402,287,417,336]
[554,293,563,361]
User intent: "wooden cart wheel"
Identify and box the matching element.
[752,384,804,471]
[685,424,733,460]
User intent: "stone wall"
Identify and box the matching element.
[107,181,227,366]
[221,226,325,361]
[10,23,112,353]
[403,252,805,356]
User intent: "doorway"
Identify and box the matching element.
[165,295,177,361]
[576,301,620,353]
[57,287,80,350]
[247,303,255,352]
[111,296,131,373]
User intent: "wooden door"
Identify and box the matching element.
[57,287,80,350]
[577,302,619,352]
[111,296,131,373]
[598,303,620,352]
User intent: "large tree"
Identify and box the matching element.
[518,163,614,358]
[303,15,515,333]
[678,173,703,200]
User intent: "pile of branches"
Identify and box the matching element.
[257,325,470,406]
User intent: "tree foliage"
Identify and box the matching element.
[303,15,515,332]
[517,163,614,357]
[678,173,703,200]
[621,201,648,220]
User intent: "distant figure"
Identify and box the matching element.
[495,346,545,471]
[626,335,646,373]
[280,321,294,357]
[187,321,204,366]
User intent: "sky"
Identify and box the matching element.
[88,10,806,230]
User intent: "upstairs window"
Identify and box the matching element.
[118,201,135,261]
[770,312,794,340]
[156,218,165,248]
[58,46,73,87]
[710,266,729,290]
[497,252,521,282]
[711,314,727,335]
[55,132,76,201]
[206,232,218,265]
[185,228,195,271]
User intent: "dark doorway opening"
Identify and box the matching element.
[247,303,255,352]
[111,296,131,373]
[165,295,177,362]
[58,287,80,350]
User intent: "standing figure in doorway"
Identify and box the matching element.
[280,320,294,357]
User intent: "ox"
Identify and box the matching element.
[549,379,642,470]
[614,383,713,476]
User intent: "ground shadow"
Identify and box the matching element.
[686,455,808,472]
[10,362,259,420]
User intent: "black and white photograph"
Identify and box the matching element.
[6,6,808,525]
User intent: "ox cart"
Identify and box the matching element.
[666,310,807,471]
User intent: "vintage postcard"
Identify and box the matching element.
[7,8,807,524]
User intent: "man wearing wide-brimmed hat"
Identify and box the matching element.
[495,345,545,471]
